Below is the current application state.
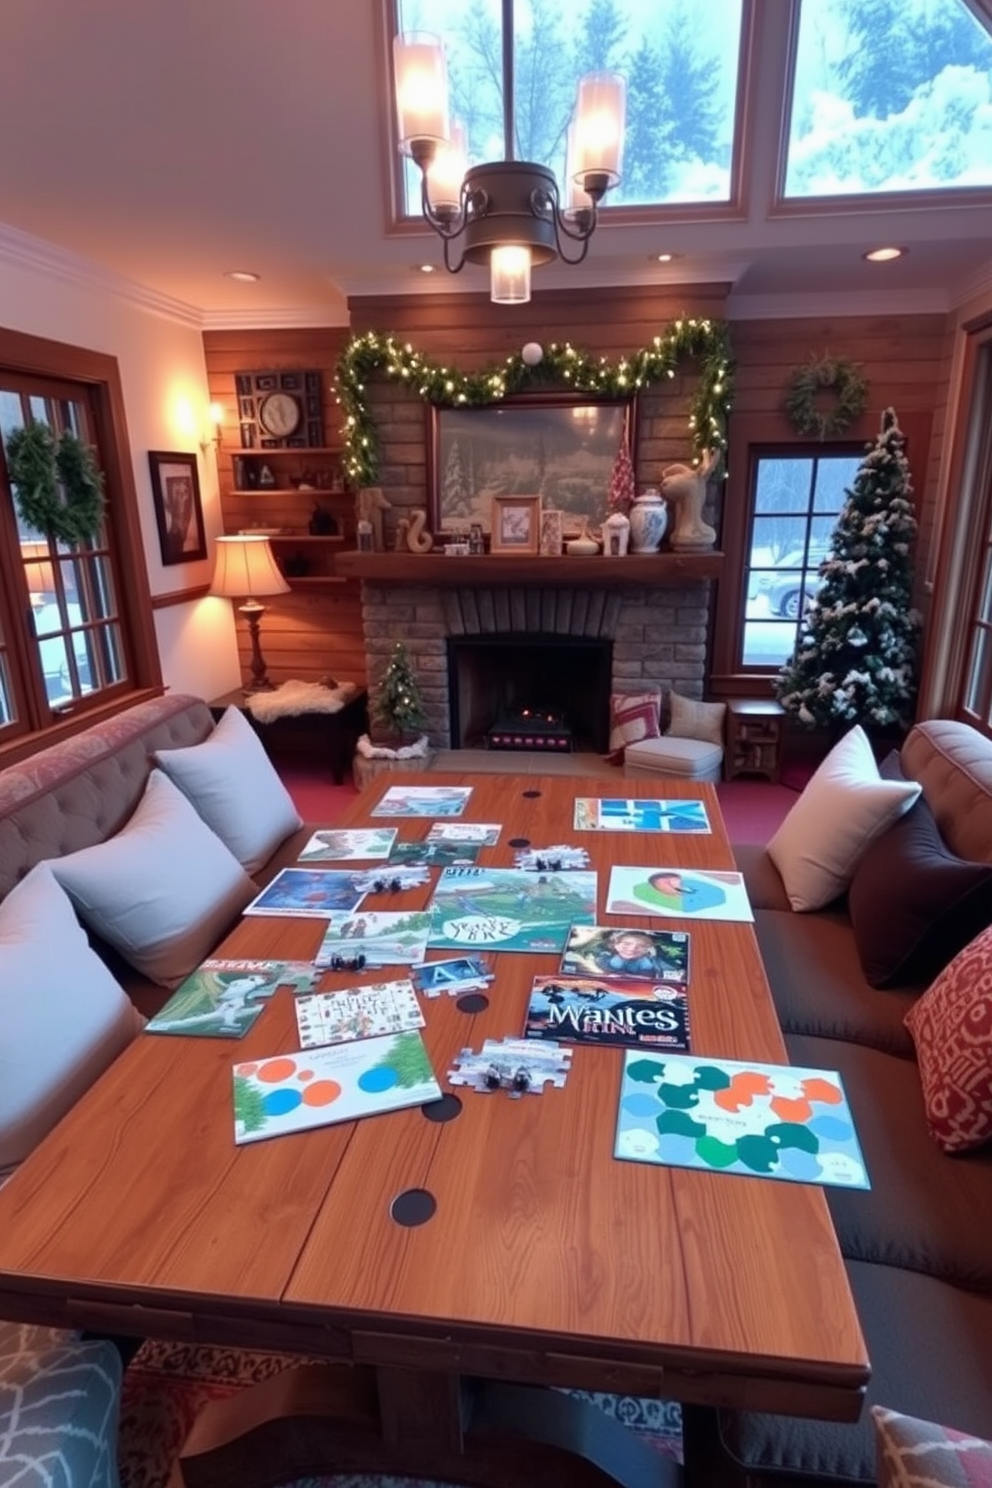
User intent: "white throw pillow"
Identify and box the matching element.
[50,770,256,988]
[0,865,142,1181]
[767,725,921,912]
[154,705,302,875]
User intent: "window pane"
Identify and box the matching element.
[812,455,859,511]
[964,625,991,716]
[785,0,992,198]
[742,618,798,668]
[754,457,814,516]
[977,547,992,624]
[395,0,744,212]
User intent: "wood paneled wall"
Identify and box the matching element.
[204,292,952,694]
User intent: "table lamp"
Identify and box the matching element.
[209,534,290,691]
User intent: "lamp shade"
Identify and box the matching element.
[209,535,289,600]
[394,31,449,160]
[571,72,626,192]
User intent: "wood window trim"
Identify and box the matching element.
[0,326,161,749]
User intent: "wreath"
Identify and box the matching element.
[785,355,869,439]
[6,421,106,545]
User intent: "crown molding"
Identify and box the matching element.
[0,221,203,328]
[201,305,350,331]
[727,286,951,320]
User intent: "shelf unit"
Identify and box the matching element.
[229,446,346,496]
[725,699,786,782]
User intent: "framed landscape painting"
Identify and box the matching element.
[428,395,636,537]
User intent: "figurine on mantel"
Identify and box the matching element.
[661,449,720,552]
[357,486,391,551]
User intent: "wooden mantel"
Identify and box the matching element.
[334,551,724,586]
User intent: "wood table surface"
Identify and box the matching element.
[0,773,868,1487]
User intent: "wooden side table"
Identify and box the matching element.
[725,699,786,783]
[210,687,369,784]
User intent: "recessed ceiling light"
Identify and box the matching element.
[656,253,674,263]
[418,263,436,274]
[223,269,260,282]
[863,247,906,263]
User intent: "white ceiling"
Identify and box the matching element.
[1,1,991,326]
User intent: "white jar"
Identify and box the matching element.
[602,511,631,556]
[629,488,668,553]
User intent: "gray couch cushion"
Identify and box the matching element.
[716,1260,992,1485]
[757,911,920,1057]
[788,1034,992,1288]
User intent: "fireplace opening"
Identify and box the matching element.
[447,635,612,753]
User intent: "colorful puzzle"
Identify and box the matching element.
[614,1053,869,1188]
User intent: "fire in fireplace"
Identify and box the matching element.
[447,634,612,753]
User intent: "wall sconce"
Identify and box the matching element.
[200,403,224,455]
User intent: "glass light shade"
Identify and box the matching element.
[571,72,626,190]
[426,120,467,215]
[490,245,531,305]
[210,535,290,600]
[564,122,595,217]
[393,31,449,159]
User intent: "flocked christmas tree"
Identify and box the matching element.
[775,407,920,732]
[371,640,428,741]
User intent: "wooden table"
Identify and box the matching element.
[0,774,867,1488]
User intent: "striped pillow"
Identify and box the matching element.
[607,690,661,763]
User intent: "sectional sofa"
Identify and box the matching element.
[687,719,992,1485]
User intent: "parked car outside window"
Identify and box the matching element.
[751,546,829,620]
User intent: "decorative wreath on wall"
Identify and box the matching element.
[5,421,106,545]
[785,354,869,439]
[335,318,735,488]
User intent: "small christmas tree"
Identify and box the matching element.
[607,433,636,515]
[371,641,428,741]
[775,407,920,733]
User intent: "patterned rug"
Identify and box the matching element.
[118,1340,682,1488]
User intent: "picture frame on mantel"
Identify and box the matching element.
[148,451,207,566]
[428,394,637,538]
[490,494,541,555]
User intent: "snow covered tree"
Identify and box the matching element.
[775,408,920,733]
[372,641,428,741]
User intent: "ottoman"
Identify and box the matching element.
[624,736,724,783]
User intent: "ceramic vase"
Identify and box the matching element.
[602,511,631,556]
[629,488,668,553]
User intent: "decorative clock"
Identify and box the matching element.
[235,369,325,449]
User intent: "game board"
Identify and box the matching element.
[233,1031,441,1145]
[243,868,367,918]
[615,1053,869,1189]
[297,828,398,862]
[606,866,753,922]
[295,979,424,1049]
[574,798,711,833]
[371,785,473,818]
[146,959,319,1039]
[427,865,597,954]
[388,840,481,868]
[315,910,432,969]
[560,924,690,986]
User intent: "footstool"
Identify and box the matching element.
[624,736,724,783]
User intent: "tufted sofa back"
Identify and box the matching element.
[0,693,213,904]
[901,719,992,867]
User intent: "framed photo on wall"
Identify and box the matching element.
[428,394,637,537]
[490,494,541,555]
[148,451,207,566]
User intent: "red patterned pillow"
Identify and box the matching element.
[606,690,661,763]
[873,1405,992,1487]
[904,924,992,1153]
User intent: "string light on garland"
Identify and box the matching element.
[334,319,735,489]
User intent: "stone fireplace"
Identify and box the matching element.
[352,570,715,750]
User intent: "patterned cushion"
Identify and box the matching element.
[0,1321,122,1488]
[873,1404,992,1486]
[904,924,992,1153]
[607,690,661,763]
[666,691,726,748]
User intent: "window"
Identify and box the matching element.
[390,0,746,213]
[0,330,160,757]
[784,0,992,199]
[740,449,861,669]
[956,340,992,732]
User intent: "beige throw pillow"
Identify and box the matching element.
[50,770,256,987]
[666,691,726,748]
[768,725,921,912]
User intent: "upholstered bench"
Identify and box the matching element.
[623,735,724,782]
[0,1322,122,1488]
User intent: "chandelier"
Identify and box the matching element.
[392,0,626,305]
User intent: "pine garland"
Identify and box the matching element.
[785,354,869,439]
[334,319,735,488]
[776,407,920,732]
[6,422,106,544]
